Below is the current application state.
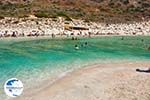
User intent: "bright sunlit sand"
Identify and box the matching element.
[15,62,150,100]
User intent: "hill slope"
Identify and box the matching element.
[0,0,150,22]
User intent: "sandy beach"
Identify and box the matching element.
[13,61,150,100]
[0,1,150,100]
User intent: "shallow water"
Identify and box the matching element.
[0,36,150,98]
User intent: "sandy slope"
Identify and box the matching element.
[15,62,150,100]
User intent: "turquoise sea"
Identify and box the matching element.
[0,36,150,98]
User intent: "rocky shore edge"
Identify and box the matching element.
[0,17,150,38]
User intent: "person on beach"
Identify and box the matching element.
[72,37,78,40]
[22,33,25,37]
[12,32,17,37]
[72,37,74,40]
[75,37,78,40]
[88,32,92,38]
[52,33,55,38]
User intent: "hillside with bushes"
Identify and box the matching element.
[0,0,149,23]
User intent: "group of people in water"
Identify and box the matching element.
[121,36,150,51]
[75,42,88,50]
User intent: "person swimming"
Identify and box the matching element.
[80,42,88,48]
[81,44,84,47]
[75,45,79,50]
[85,42,88,45]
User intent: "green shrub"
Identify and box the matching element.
[34,12,49,18]
[57,12,72,21]
[0,15,4,19]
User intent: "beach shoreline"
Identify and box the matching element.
[14,61,150,100]
[0,34,150,42]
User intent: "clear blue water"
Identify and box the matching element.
[0,36,150,96]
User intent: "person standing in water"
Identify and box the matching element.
[85,42,88,45]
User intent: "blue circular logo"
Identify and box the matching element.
[4,78,23,97]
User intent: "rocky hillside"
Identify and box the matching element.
[0,0,150,23]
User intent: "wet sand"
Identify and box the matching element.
[14,61,150,100]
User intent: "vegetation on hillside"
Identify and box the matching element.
[0,0,149,23]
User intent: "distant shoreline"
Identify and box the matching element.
[0,34,150,41]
